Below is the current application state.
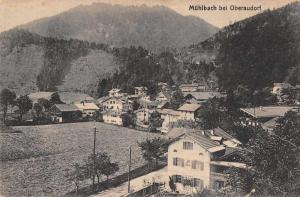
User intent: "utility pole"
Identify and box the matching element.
[93,127,97,189]
[128,145,132,193]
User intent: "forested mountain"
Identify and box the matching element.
[20,3,218,52]
[181,2,300,92]
[1,2,299,98]
[0,29,117,96]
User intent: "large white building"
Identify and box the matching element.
[168,130,245,194]
[102,111,124,126]
[99,97,133,112]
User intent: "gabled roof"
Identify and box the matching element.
[185,132,222,151]
[213,127,234,140]
[53,104,79,112]
[75,103,99,110]
[157,101,169,109]
[240,106,296,118]
[135,87,148,90]
[97,96,111,103]
[166,127,195,139]
[262,117,279,131]
[273,83,292,87]
[177,103,201,112]
[157,108,181,116]
[109,88,122,93]
[28,92,55,101]
[183,91,223,100]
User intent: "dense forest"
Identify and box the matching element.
[204,2,300,92]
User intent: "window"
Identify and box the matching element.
[192,178,203,188]
[183,141,193,150]
[191,160,204,170]
[172,175,182,183]
[173,157,184,167]
[214,180,224,190]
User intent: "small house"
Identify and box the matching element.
[240,106,296,126]
[134,108,154,127]
[272,83,292,95]
[74,102,99,117]
[108,88,125,97]
[49,104,81,123]
[158,108,181,133]
[184,92,224,104]
[177,103,201,121]
[134,87,148,96]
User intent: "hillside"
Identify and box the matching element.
[0,29,118,95]
[20,3,219,52]
[181,2,300,92]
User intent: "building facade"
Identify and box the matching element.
[168,132,245,194]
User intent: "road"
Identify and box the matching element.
[90,167,168,197]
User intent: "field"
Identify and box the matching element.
[0,122,162,197]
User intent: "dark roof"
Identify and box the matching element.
[186,132,220,150]
[166,128,195,139]
[54,104,79,112]
[213,127,235,140]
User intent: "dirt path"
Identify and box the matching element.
[90,167,168,197]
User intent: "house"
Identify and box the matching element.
[179,83,207,92]
[28,91,56,103]
[137,98,158,109]
[135,87,148,96]
[49,104,81,123]
[108,88,125,97]
[240,106,296,125]
[74,102,99,117]
[272,83,292,95]
[158,82,168,89]
[179,84,199,92]
[134,108,154,128]
[177,103,201,121]
[168,131,246,194]
[102,111,124,126]
[261,117,279,132]
[183,92,224,104]
[158,109,181,133]
[99,97,133,112]
[156,91,171,102]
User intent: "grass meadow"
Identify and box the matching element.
[0,122,162,196]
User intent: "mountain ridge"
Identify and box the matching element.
[19,3,219,52]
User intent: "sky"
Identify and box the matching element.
[0,0,296,32]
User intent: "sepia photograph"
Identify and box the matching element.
[0,0,299,196]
